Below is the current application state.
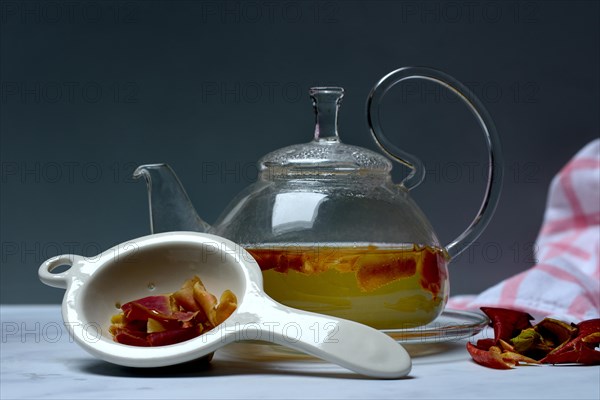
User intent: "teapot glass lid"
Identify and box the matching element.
[258,87,392,174]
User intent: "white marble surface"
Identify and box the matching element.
[1,305,599,399]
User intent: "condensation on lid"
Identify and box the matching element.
[259,139,392,173]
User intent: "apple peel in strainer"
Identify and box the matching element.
[109,275,238,347]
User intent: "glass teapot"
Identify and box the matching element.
[134,67,503,330]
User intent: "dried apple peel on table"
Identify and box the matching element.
[468,307,600,369]
[109,276,237,346]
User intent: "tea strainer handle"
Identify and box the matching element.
[366,66,504,260]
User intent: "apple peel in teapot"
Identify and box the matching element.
[249,244,448,297]
[109,276,238,347]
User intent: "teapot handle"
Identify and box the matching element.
[366,66,503,260]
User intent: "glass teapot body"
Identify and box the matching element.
[135,67,502,329]
[211,170,448,329]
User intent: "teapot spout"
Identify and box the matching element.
[133,164,211,234]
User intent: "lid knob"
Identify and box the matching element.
[309,87,344,142]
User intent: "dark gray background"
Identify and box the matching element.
[1,0,598,303]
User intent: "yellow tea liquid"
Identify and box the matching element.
[245,243,449,329]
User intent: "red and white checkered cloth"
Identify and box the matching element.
[448,139,600,322]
